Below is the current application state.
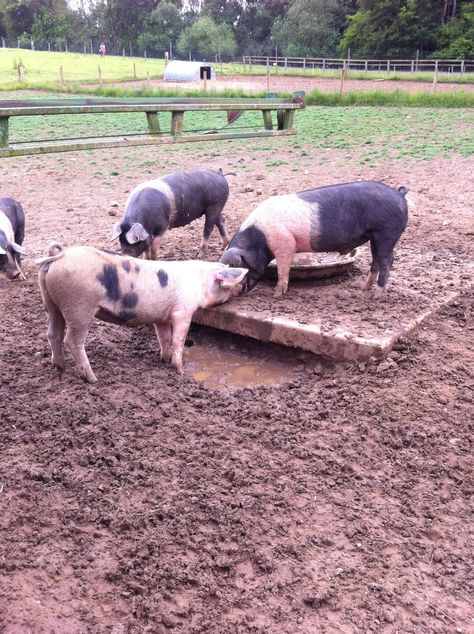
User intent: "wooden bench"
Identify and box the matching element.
[0,93,305,157]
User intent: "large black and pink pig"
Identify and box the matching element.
[220,180,409,297]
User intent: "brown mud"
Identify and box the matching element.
[110,74,474,95]
[0,79,473,632]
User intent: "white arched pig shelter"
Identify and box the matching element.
[164,61,217,81]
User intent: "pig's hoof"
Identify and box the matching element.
[83,372,98,383]
[52,357,65,371]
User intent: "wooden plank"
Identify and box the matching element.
[0,129,296,158]
[0,116,9,148]
[282,109,295,130]
[262,111,273,130]
[171,111,184,137]
[0,97,303,107]
[0,103,304,117]
[0,97,304,118]
[146,112,160,134]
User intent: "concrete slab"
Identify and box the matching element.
[194,246,474,361]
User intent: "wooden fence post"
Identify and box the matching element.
[18,65,25,83]
[59,65,64,86]
[340,63,346,95]
[432,60,439,92]
[98,65,102,89]
[133,62,137,79]
[266,58,270,92]
[0,116,9,147]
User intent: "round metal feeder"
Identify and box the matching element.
[265,249,360,281]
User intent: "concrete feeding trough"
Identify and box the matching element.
[265,249,360,281]
[194,245,474,362]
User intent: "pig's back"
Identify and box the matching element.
[296,181,408,252]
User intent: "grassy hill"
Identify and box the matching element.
[0,48,165,87]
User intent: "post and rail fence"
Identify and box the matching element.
[242,55,474,75]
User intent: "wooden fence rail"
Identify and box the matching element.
[243,56,474,75]
[0,94,305,158]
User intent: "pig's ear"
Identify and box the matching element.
[125,222,149,244]
[220,247,243,267]
[109,222,122,242]
[215,267,248,288]
[11,242,27,255]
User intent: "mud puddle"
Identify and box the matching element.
[185,326,301,388]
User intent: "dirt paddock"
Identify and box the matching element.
[0,82,473,633]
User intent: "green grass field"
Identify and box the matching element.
[0,48,166,86]
[1,48,473,92]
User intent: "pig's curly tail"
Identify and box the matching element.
[35,242,65,266]
[47,242,64,256]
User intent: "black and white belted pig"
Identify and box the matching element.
[109,168,232,259]
[0,197,27,281]
[220,180,409,297]
[37,244,247,383]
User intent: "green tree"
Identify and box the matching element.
[340,0,472,57]
[234,0,292,54]
[137,1,184,54]
[201,0,243,28]
[100,0,161,47]
[0,0,79,41]
[271,0,340,57]
[435,0,474,56]
[177,15,236,58]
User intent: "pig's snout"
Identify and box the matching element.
[120,240,146,258]
[1,263,20,280]
[243,275,259,293]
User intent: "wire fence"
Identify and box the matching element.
[2,36,474,75]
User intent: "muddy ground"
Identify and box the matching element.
[114,73,474,95]
[0,79,473,633]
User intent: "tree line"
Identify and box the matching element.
[1,0,473,59]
